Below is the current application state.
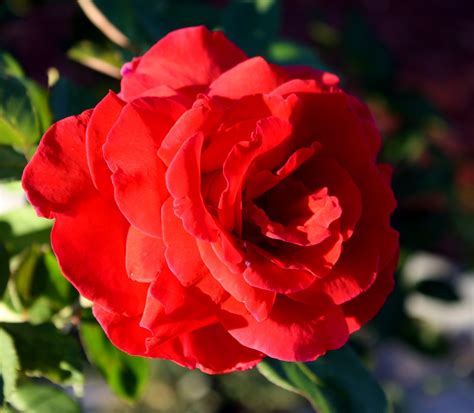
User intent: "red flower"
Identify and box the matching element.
[22,26,399,373]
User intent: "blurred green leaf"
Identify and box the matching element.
[8,382,81,413]
[0,51,24,78]
[0,75,39,149]
[13,245,43,306]
[0,327,19,404]
[21,79,52,138]
[8,245,77,322]
[0,146,27,181]
[0,323,83,386]
[222,0,281,56]
[68,40,123,78]
[0,243,9,298]
[80,315,149,402]
[0,204,52,254]
[258,345,388,413]
[267,40,326,68]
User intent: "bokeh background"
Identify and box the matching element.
[0,0,473,412]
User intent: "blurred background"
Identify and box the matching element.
[0,0,473,412]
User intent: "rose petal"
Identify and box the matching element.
[197,240,275,322]
[120,26,247,100]
[52,194,148,316]
[343,246,399,333]
[219,116,294,231]
[220,295,349,361]
[161,197,210,286]
[93,304,150,355]
[22,110,93,218]
[209,57,287,99]
[86,91,125,196]
[126,226,166,283]
[166,132,221,241]
[104,97,186,237]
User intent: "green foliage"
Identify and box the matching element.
[0,52,51,156]
[7,382,81,413]
[0,146,27,181]
[0,243,9,298]
[258,345,389,413]
[0,323,82,386]
[0,328,20,405]
[80,312,150,402]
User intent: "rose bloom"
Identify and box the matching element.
[23,26,398,373]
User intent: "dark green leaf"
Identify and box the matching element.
[258,345,388,413]
[0,242,9,297]
[0,323,83,386]
[8,382,81,413]
[80,315,149,401]
[50,78,101,121]
[0,328,19,404]
[222,0,281,56]
[0,146,27,180]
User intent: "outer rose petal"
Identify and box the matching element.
[175,324,264,374]
[52,194,148,316]
[104,97,186,237]
[93,304,150,355]
[126,226,166,283]
[220,295,349,361]
[209,57,287,99]
[120,26,247,100]
[86,91,125,196]
[22,111,93,218]
[343,249,399,333]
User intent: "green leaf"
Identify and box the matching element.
[8,382,81,413]
[21,79,52,137]
[0,242,9,298]
[0,75,39,149]
[80,315,149,402]
[0,328,19,404]
[68,40,123,78]
[222,0,281,56]
[267,40,327,69]
[0,146,27,181]
[0,323,83,386]
[0,52,24,78]
[257,345,389,413]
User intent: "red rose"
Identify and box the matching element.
[22,26,399,373]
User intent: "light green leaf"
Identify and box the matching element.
[0,75,39,149]
[0,323,83,386]
[257,345,389,413]
[0,52,24,78]
[0,328,20,405]
[80,315,149,402]
[267,40,327,69]
[8,383,81,413]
